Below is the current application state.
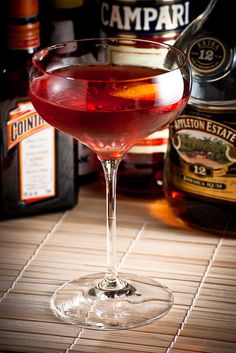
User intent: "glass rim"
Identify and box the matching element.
[31,37,189,83]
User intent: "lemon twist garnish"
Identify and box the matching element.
[112,83,158,100]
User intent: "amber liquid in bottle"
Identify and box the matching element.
[164,0,236,235]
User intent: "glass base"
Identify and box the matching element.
[51,273,174,330]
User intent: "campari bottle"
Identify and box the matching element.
[0,0,78,220]
[99,0,207,198]
[164,0,236,235]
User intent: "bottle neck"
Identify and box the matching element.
[2,2,41,98]
[8,0,39,18]
[52,0,84,9]
[7,20,40,52]
[198,0,231,26]
[7,0,40,52]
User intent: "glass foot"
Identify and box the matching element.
[51,273,174,330]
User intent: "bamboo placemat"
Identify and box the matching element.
[0,182,235,353]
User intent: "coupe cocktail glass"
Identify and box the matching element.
[29,38,191,330]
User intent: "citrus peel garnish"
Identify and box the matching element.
[112,83,158,100]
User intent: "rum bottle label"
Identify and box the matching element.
[169,104,236,202]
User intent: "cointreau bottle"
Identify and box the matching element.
[0,0,78,220]
[164,0,236,235]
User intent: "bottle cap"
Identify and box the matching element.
[8,22,40,49]
[52,0,84,9]
[8,0,39,18]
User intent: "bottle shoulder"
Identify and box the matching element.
[175,0,235,53]
[175,0,236,102]
[0,49,37,99]
[190,65,236,102]
[188,96,236,109]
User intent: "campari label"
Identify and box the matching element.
[99,0,191,43]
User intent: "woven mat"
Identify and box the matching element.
[0,182,236,353]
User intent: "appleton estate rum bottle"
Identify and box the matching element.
[164,0,236,235]
[0,0,78,220]
[99,0,207,198]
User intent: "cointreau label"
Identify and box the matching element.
[7,101,49,150]
[7,101,56,203]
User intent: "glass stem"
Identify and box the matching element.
[100,158,124,290]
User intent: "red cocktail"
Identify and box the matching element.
[29,38,191,330]
[30,65,189,159]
